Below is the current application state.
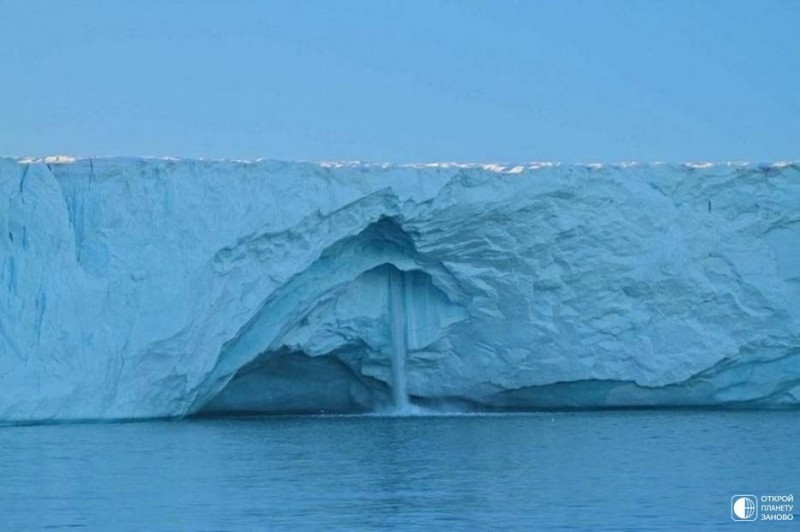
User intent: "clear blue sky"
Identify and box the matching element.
[2,0,798,162]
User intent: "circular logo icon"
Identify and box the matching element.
[733,496,756,520]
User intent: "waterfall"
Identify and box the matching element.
[388,268,410,409]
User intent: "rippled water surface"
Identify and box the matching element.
[1,411,797,530]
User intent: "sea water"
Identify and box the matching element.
[0,411,797,530]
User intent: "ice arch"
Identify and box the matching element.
[195,219,468,414]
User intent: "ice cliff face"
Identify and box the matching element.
[0,157,798,421]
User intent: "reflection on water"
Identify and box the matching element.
[0,411,797,530]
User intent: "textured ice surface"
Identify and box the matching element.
[0,157,798,421]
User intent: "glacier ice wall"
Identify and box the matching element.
[0,158,798,421]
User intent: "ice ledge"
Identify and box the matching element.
[7,155,799,173]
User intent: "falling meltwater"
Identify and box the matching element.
[388,268,410,410]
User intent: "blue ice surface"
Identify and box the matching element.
[1,158,799,421]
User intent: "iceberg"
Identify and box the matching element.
[0,157,798,422]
